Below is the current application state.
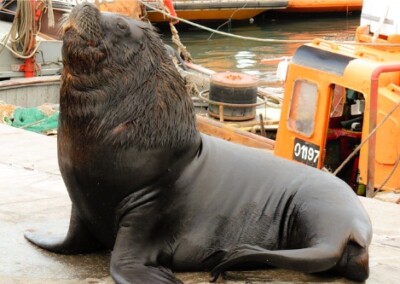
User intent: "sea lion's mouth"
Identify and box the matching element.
[62,3,103,45]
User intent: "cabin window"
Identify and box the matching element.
[288,80,318,137]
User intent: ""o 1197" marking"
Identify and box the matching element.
[293,138,320,167]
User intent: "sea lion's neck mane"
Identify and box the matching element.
[106,58,199,151]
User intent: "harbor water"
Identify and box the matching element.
[163,12,360,86]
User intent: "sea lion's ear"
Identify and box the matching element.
[114,18,132,37]
[116,21,129,32]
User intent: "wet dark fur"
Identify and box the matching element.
[24,4,372,284]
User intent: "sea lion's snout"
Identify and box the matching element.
[63,3,103,43]
[61,3,108,76]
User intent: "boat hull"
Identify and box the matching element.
[285,0,362,13]
[148,8,269,22]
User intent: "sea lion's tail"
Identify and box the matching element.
[210,243,369,282]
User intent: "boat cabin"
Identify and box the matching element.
[274,0,400,195]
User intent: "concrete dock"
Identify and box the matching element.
[1,124,399,283]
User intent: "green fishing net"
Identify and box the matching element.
[8,107,59,134]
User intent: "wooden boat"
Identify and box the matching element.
[143,0,363,23]
[143,0,289,22]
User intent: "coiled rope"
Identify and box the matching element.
[0,0,54,59]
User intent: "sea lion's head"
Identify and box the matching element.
[61,3,156,78]
[60,4,199,150]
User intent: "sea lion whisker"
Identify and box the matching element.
[58,13,71,36]
[102,40,110,59]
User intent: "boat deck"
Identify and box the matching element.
[1,124,399,283]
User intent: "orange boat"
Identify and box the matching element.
[143,0,288,22]
[143,0,363,23]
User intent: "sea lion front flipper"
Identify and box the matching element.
[24,205,102,254]
[110,218,182,284]
[110,262,182,284]
[210,244,340,282]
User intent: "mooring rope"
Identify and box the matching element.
[170,22,192,62]
[207,0,250,40]
[151,0,193,61]
[333,99,400,176]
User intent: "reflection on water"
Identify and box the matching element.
[163,14,360,83]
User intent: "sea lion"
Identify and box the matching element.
[24,3,372,283]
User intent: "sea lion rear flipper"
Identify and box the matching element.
[24,205,102,254]
[110,217,182,284]
[210,244,340,282]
